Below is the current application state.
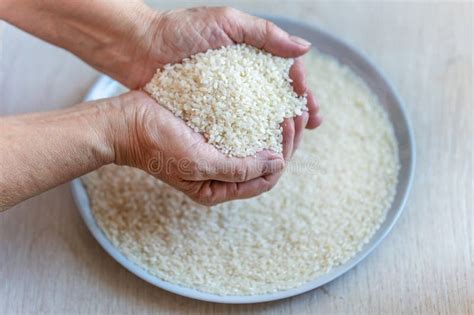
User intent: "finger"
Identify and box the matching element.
[225,9,311,58]
[192,148,285,182]
[289,58,306,96]
[293,112,309,155]
[282,118,295,161]
[306,90,322,129]
[193,172,282,206]
[289,60,321,131]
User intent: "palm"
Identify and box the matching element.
[127,91,218,178]
[124,91,284,206]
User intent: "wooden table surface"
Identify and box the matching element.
[1,1,472,314]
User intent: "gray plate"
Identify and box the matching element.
[71,16,415,304]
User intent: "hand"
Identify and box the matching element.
[129,6,322,159]
[112,91,285,206]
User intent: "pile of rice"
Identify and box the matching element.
[144,44,306,157]
[83,51,400,295]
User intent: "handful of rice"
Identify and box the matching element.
[144,44,307,157]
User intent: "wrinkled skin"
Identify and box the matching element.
[109,7,322,205]
[0,1,322,209]
[113,91,287,205]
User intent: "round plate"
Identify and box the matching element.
[71,16,415,304]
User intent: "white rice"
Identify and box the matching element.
[83,51,400,295]
[144,44,307,157]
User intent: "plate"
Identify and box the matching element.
[71,16,415,304]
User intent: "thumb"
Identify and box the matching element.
[224,9,312,58]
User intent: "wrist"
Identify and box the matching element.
[1,0,159,88]
[77,1,161,89]
[89,97,130,167]
[55,100,119,168]
[73,1,160,89]
[112,4,162,89]
[99,91,154,167]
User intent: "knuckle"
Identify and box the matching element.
[228,182,239,197]
[233,166,248,182]
[264,19,277,35]
[194,186,217,206]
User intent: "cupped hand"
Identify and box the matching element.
[97,6,324,205]
[120,6,321,160]
[111,91,285,206]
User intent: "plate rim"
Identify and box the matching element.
[71,16,416,304]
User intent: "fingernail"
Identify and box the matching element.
[290,35,311,47]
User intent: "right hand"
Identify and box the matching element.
[109,91,286,206]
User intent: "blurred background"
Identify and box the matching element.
[0,1,472,314]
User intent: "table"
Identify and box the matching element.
[1,1,472,314]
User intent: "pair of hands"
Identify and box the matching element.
[100,5,321,205]
[106,6,321,205]
[2,1,321,205]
